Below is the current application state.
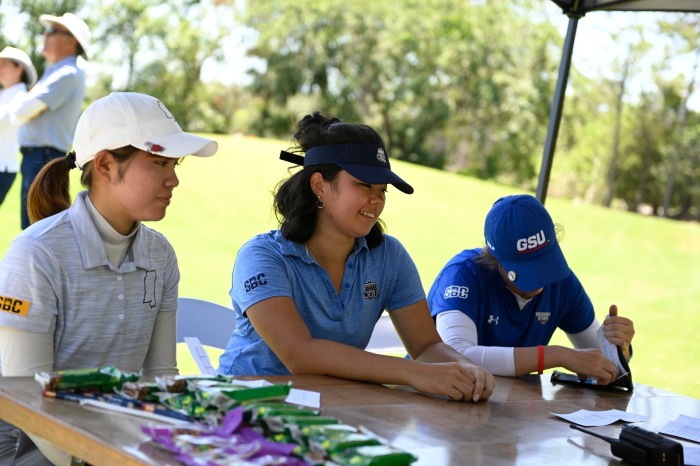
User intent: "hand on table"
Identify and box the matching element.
[408,361,495,403]
[562,347,618,385]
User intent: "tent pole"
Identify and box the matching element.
[536,14,580,204]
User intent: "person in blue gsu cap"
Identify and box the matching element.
[427,194,635,384]
[218,111,495,402]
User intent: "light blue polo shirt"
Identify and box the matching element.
[218,230,425,375]
[18,56,85,152]
[0,191,179,372]
[427,248,594,347]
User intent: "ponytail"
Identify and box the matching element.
[27,153,77,224]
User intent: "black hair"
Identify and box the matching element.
[21,68,31,86]
[274,111,386,247]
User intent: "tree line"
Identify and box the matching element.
[1,0,698,219]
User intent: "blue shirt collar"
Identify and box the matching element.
[273,229,369,264]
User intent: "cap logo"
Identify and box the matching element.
[376,148,387,163]
[516,230,548,254]
[486,240,495,251]
[157,101,174,120]
[507,271,517,282]
[145,142,165,153]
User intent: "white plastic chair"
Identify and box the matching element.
[367,313,405,354]
[176,297,237,349]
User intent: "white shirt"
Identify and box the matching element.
[0,82,28,172]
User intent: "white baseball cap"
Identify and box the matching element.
[0,46,37,87]
[73,92,218,169]
[39,13,91,60]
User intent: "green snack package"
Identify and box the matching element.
[194,387,240,411]
[158,392,209,418]
[263,415,339,433]
[243,401,321,420]
[218,382,292,402]
[308,431,381,456]
[301,424,358,436]
[296,424,358,446]
[331,445,418,466]
[35,366,138,392]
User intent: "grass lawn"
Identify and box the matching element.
[1,133,698,399]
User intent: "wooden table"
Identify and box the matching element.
[0,374,698,466]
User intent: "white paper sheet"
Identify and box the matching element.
[597,317,628,377]
[660,414,700,443]
[284,388,321,408]
[184,337,217,375]
[550,408,648,427]
[683,446,700,466]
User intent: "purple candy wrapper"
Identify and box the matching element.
[141,407,309,465]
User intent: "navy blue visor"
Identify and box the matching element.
[280,143,414,194]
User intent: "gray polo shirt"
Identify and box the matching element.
[17,56,85,152]
[0,191,179,372]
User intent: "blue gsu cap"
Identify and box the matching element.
[281,143,414,194]
[484,194,570,292]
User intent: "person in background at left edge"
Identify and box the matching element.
[7,12,90,229]
[0,47,37,209]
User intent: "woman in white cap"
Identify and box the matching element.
[0,46,37,208]
[218,112,495,403]
[0,92,218,465]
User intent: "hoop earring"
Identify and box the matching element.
[315,193,325,209]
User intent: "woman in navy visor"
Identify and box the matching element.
[218,112,495,402]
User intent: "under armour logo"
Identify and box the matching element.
[488,315,499,325]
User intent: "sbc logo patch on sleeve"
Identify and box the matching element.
[0,296,30,317]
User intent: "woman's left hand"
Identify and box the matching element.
[603,304,635,360]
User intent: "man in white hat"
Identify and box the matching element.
[8,12,91,229]
[0,47,37,208]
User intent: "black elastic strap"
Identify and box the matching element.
[279,150,305,165]
[65,151,77,170]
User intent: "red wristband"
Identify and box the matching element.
[537,345,544,375]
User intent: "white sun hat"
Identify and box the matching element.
[39,13,91,60]
[73,92,218,169]
[0,46,37,87]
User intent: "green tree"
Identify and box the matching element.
[603,28,651,208]
[658,14,700,218]
[240,0,559,184]
[85,0,231,132]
